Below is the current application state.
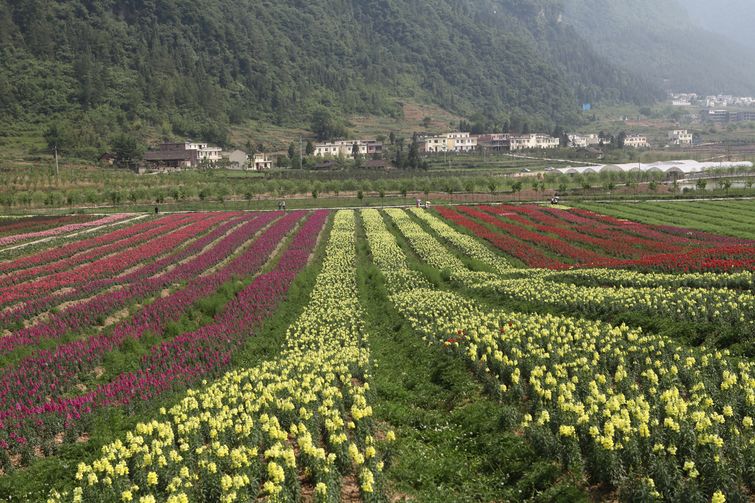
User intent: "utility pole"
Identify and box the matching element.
[300,136,303,169]
[54,145,60,177]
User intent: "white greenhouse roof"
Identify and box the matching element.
[557,160,752,175]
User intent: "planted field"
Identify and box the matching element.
[1,203,753,502]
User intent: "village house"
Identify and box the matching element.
[313,140,383,159]
[253,153,274,171]
[144,141,223,169]
[668,130,693,146]
[624,134,649,148]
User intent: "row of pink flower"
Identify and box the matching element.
[0,213,217,307]
[0,213,274,355]
[0,213,203,288]
[0,211,294,416]
[0,213,131,247]
[0,213,243,327]
[0,210,325,454]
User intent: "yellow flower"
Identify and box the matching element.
[121,490,133,502]
[711,490,726,503]
[315,482,328,495]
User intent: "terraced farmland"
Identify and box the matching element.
[0,203,753,502]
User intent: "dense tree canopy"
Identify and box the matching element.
[0,0,663,155]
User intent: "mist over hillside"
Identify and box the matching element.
[683,0,755,51]
[562,0,755,95]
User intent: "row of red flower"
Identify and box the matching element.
[436,206,566,269]
[472,206,605,264]
[0,212,294,415]
[0,210,327,460]
[0,215,172,275]
[439,205,755,272]
[0,213,243,327]
[0,215,97,236]
[0,213,215,306]
[503,205,685,256]
[0,212,277,355]
[0,213,130,247]
[0,213,199,288]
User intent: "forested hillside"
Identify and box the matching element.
[0,0,659,157]
[562,0,755,95]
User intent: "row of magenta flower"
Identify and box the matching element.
[0,210,328,467]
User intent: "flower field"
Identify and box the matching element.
[0,202,753,502]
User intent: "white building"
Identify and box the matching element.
[668,130,693,146]
[624,135,649,148]
[508,134,560,151]
[313,140,382,159]
[185,142,222,163]
[253,153,274,171]
[419,132,477,153]
[445,132,477,152]
[567,133,603,148]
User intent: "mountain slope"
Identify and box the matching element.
[562,0,755,95]
[0,0,660,154]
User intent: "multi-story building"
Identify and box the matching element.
[567,134,602,148]
[419,132,478,153]
[700,109,731,123]
[736,111,755,122]
[313,140,383,159]
[507,134,560,151]
[476,134,511,151]
[624,135,649,148]
[445,132,477,152]
[668,130,693,146]
[144,141,223,169]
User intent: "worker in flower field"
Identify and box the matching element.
[425,200,431,209]
[154,206,159,214]
[281,200,286,213]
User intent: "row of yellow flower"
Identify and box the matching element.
[417,208,752,291]
[50,211,389,503]
[408,208,511,273]
[529,268,754,291]
[367,209,754,501]
[454,271,754,326]
[386,209,753,327]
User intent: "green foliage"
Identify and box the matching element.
[0,0,662,149]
